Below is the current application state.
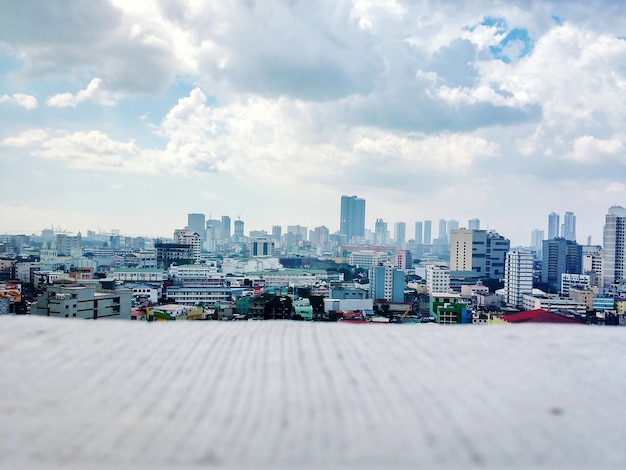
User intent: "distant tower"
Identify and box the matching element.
[340,195,366,243]
[548,212,560,239]
[272,225,282,241]
[562,211,576,241]
[602,205,626,288]
[187,213,206,241]
[414,221,423,244]
[438,219,448,243]
[531,229,544,256]
[423,220,432,245]
[221,216,231,241]
[468,218,480,230]
[234,219,244,242]
[394,222,406,247]
[374,218,388,245]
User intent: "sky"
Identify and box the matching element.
[1,0,626,247]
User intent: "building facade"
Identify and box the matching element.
[340,195,366,243]
[504,251,534,308]
[602,205,626,288]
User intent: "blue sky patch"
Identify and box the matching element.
[490,28,534,63]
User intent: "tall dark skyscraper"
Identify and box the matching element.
[340,195,365,242]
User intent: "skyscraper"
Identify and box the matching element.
[234,219,244,242]
[542,238,582,293]
[562,211,576,241]
[394,222,406,246]
[468,218,480,230]
[187,213,206,241]
[221,216,231,241]
[531,229,544,255]
[438,219,448,243]
[423,220,432,245]
[449,229,473,271]
[414,221,423,244]
[602,205,626,288]
[504,251,534,308]
[374,218,388,245]
[548,212,560,239]
[340,195,366,243]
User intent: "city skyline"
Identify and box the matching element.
[2,1,626,245]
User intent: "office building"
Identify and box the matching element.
[541,238,582,293]
[562,211,576,241]
[394,222,406,247]
[531,229,544,257]
[234,220,245,242]
[426,265,450,294]
[423,220,432,245]
[602,205,626,288]
[187,213,206,241]
[369,264,405,302]
[374,218,388,245]
[438,219,448,243]
[504,251,534,308]
[548,212,560,239]
[33,284,131,320]
[339,195,366,243]
[450,228,473,271]
[468,218,480,230]
[414,221,423,244]
[272,225,282,241]
[221,216,231,241]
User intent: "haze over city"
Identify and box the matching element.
[2,1,626,245]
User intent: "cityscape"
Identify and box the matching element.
[1,196,624,326]
[2,2,626,468]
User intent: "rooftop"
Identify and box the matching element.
[1,317,624,469]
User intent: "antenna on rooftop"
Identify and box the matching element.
[238,207,245,220]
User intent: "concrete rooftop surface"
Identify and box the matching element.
[1,317,625,470]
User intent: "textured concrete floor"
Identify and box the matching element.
[1,316,624,469]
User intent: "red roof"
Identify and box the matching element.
[501,309,583,324]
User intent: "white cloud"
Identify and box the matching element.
[569,135,625,163]
[46,78,120,107]
[0,93,38,109]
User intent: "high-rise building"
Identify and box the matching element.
[394,222,406,247]
[221,216,231,241]
[504,251,534,308]
[548,212,560,239]
[449,229,473,272]
[562,211,576,241]
[374,218,388,245]
[313,226,330,248]
[369,264,405,302]
[340,195,366,243]
[448,220,459,232]
[602,205,626,288]
[438,219,448,243]
[234,220,244,242]
[272,225,282,241]
[187,213,206,241]
[426,265,450,294]
[205,219,221,252]
[468,218,480,230]
[287,225,308,241]
[414,221,423,244]
[541,238,582,293]
[423,220,432,245]
[531,229,544,256]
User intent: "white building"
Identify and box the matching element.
[110,268,165,283]
[426,265,450,294]
[560,273,591,297]
[521,293,586,315]
[348,250,392,270]
[450,229,473,271]
[504,251,534,308]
